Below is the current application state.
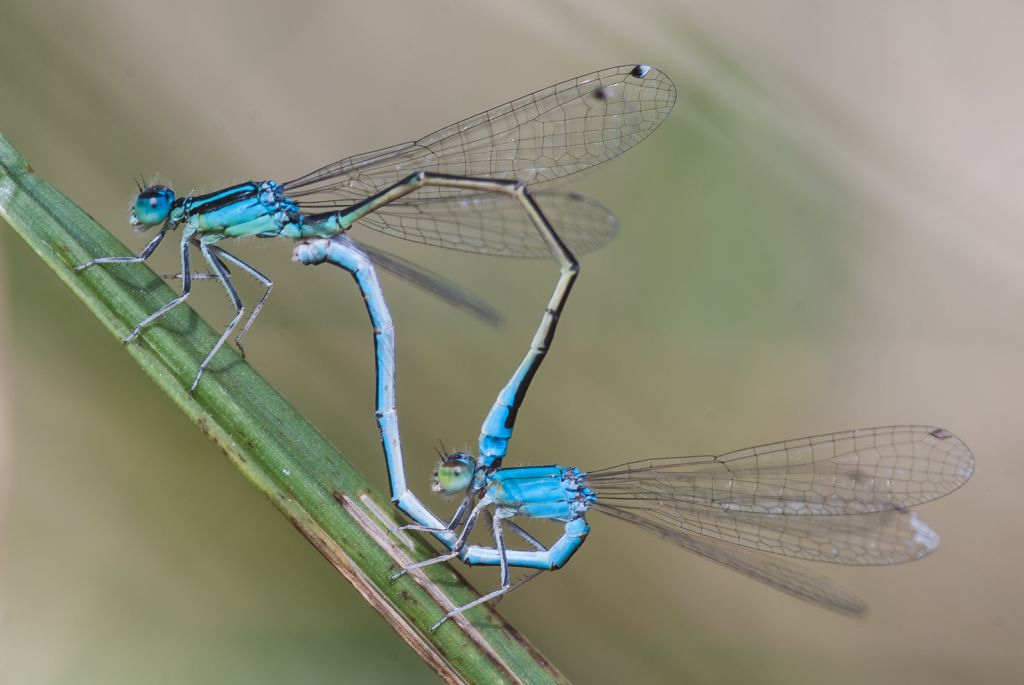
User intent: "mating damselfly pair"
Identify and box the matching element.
[78,64,973,630]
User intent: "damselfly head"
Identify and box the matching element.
[432,452,476,496]
[130,185,175,227]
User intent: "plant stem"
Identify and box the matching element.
[0,133,569,685]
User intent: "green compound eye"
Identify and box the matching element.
[432,453,476,495]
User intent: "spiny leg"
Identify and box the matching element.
[391,498,491,580]
[479,512,546,607]
[497,571,548,615]
[188,241,246,392]
[398,492,474,535]
[123,231,194,344]
[159,246,273,360]
[431,510,514,631]
[75,222,231,391]
[207,245,273,358]
[163,273,218,280]
[480,509,546,553]
[495,511,511,589]
[75,226,169,271]
[504,518,547,552]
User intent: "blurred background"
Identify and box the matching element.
[2,1,1021,683]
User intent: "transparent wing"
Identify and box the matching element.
[285,64,675,199]
[599,506,868,616]
[595,501,939,565]
[284,64,673,256]
[586,426,973,563]
[587,426,973,516]
[353,191,618,258]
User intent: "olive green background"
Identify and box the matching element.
[2,2,1021,683]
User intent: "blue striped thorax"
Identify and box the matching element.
[186,181,302,238]
[486,465,596,521]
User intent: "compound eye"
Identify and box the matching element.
[432,454,476,495]
[131,185,175,226]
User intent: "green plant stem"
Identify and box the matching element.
[0,133,569,685]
